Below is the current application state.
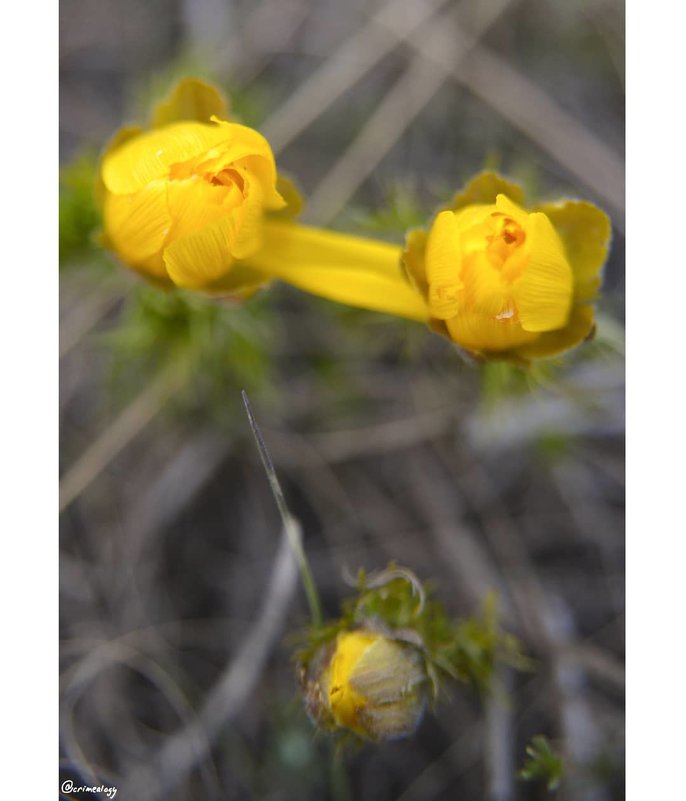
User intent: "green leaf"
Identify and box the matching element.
[518,735,564,791]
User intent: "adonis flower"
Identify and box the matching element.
[301,628,429,741]
[296,566,526,742]
[402,172,611,361]
[96,79,610,357]
[97,77,427,319]
[98,78,288,297]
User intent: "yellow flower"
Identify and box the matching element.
[300,629,429,741]
[403,172,611,361]
[98,78,287,296]
[97,77,429,320]
[97,81,609,347]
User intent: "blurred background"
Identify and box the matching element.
[59,0,624,799]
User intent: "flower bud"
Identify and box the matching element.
[402,171,611,361]
[97,78,287,296]
[300,629,429,741]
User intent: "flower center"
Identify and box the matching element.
[209,167,245,194]
[485,213,525,269]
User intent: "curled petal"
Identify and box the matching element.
[102,122,231,194]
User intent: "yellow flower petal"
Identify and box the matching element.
[326,631,427,741]
[536,200,611,303]
[102,122,232,194]
[513,304,595,360]
[163,217,234,288]
[494,193,529,228]
[225,174,266,259]
[446,314,538,354]
[425,211,464,320]
[232,153,285,211]
[328,631,377,733]
[151,77,229,127]
[192,121,279,177]
[451,204,494,238]
[166,176,235,244]
[129,252,170,284]
[95,125,144,210]
[103,179,171,277]
[513,212,573,332]
[461,250,512,318]
[247,222,430,321]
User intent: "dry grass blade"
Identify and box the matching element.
[261,0,450,153]
[304,56,448,224]
[296,0,623,223]
[404,451,508,611]
[454,42,625,221]
[397,23,624,219]
[485,670,515,801]
[309,407,455,463]
[61,640,222,798]
[211,0,312,84]
[120,527,298,800]
[59,364,187,513]
[306,0,518,223]
[459,458,615,800]
[394,725,484,801]
[59,283,126,360]
[560,643,625,693]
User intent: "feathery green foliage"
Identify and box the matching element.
[296,565,529,698]
[59,150,102,265]
[519,735,564,791]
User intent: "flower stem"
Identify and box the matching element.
[329,743,353,801]
[241,390,323,627]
